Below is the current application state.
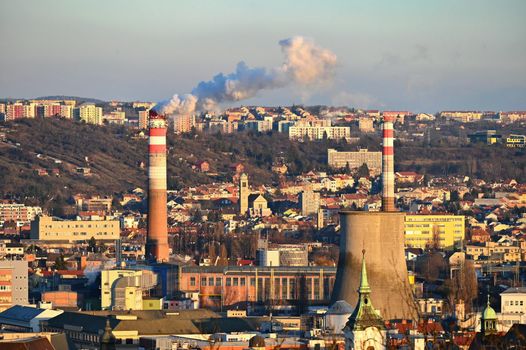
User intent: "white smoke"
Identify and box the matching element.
[155,93,197,116]
[154,36,337,115]
[279,36,337,85]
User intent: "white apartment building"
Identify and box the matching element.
[289,126,350,141]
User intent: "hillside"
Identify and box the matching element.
[0,118,343,206]
[0,118,524,207]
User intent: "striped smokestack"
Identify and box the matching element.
[146,110,169,262]
[382,115,396,212]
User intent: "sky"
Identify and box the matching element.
[1,0,525,112]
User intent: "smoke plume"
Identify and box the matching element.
[154,36,337,115]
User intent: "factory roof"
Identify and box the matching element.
[43,310,264,335]
[0,305,47,324]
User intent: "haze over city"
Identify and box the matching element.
[1,0,526,111]
[1,1,526,350]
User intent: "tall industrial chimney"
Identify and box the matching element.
[146,110,169,262]
[382,115,396,212]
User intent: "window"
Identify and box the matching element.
[233,277,239,286]
[250,278,256,286]
[226,278,231,286]
[240,277,245,286]
[201,277,207,286]
[190,277,196,286]
[216,277,222,286]
[209,277,214,286]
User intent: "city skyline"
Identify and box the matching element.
[1,0,525,112]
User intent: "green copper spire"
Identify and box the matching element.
[345,250,385,331]
[358,249,371,294]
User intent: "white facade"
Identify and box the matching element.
[289,126,350,141]
[258,249,280,267]
[345,326,386,350]
[501,287,526,314]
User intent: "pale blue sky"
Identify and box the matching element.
[1,0,525,112]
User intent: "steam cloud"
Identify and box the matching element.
[154,36,337,115]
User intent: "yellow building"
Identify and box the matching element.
[404,214,465,250]
[142,297,163,310]
[506,134,526,148]
[30,215,120,242]
[73,103,103,125]
[101,269,158,310]
[440,111,483,123]
[466,242,520,263]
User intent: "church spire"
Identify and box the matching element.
[358,249,371,294]
[345,250,385,332]
[100,318,116,350]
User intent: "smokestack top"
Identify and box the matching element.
[383,115,395,123]
[149,109,165,120]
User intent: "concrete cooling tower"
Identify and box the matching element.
[330,116,417,320]
[331,211,417,320]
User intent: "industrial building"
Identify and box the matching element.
[257,244,309,267]
[178,265,336,310]
[30,215,120,242]
[101,269,158,310]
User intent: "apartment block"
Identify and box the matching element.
[289,126,350,141]
[327,148,382,174]
[0,260,28,311]
[173,114,195,134]
[72,104,103,125]
[299,189,320,217]
[0,203,42,227]
[404,215,465,250]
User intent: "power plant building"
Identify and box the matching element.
[178,265,336,310]
[101,269,158,310]
[257,245,309,267]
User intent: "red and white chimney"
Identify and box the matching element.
[146,110,169,261]
[382,115,396,212]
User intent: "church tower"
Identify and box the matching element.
[239,173,249,215]
[481,295,497,336]
[100,318,116,350]
[344,250,386,350]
